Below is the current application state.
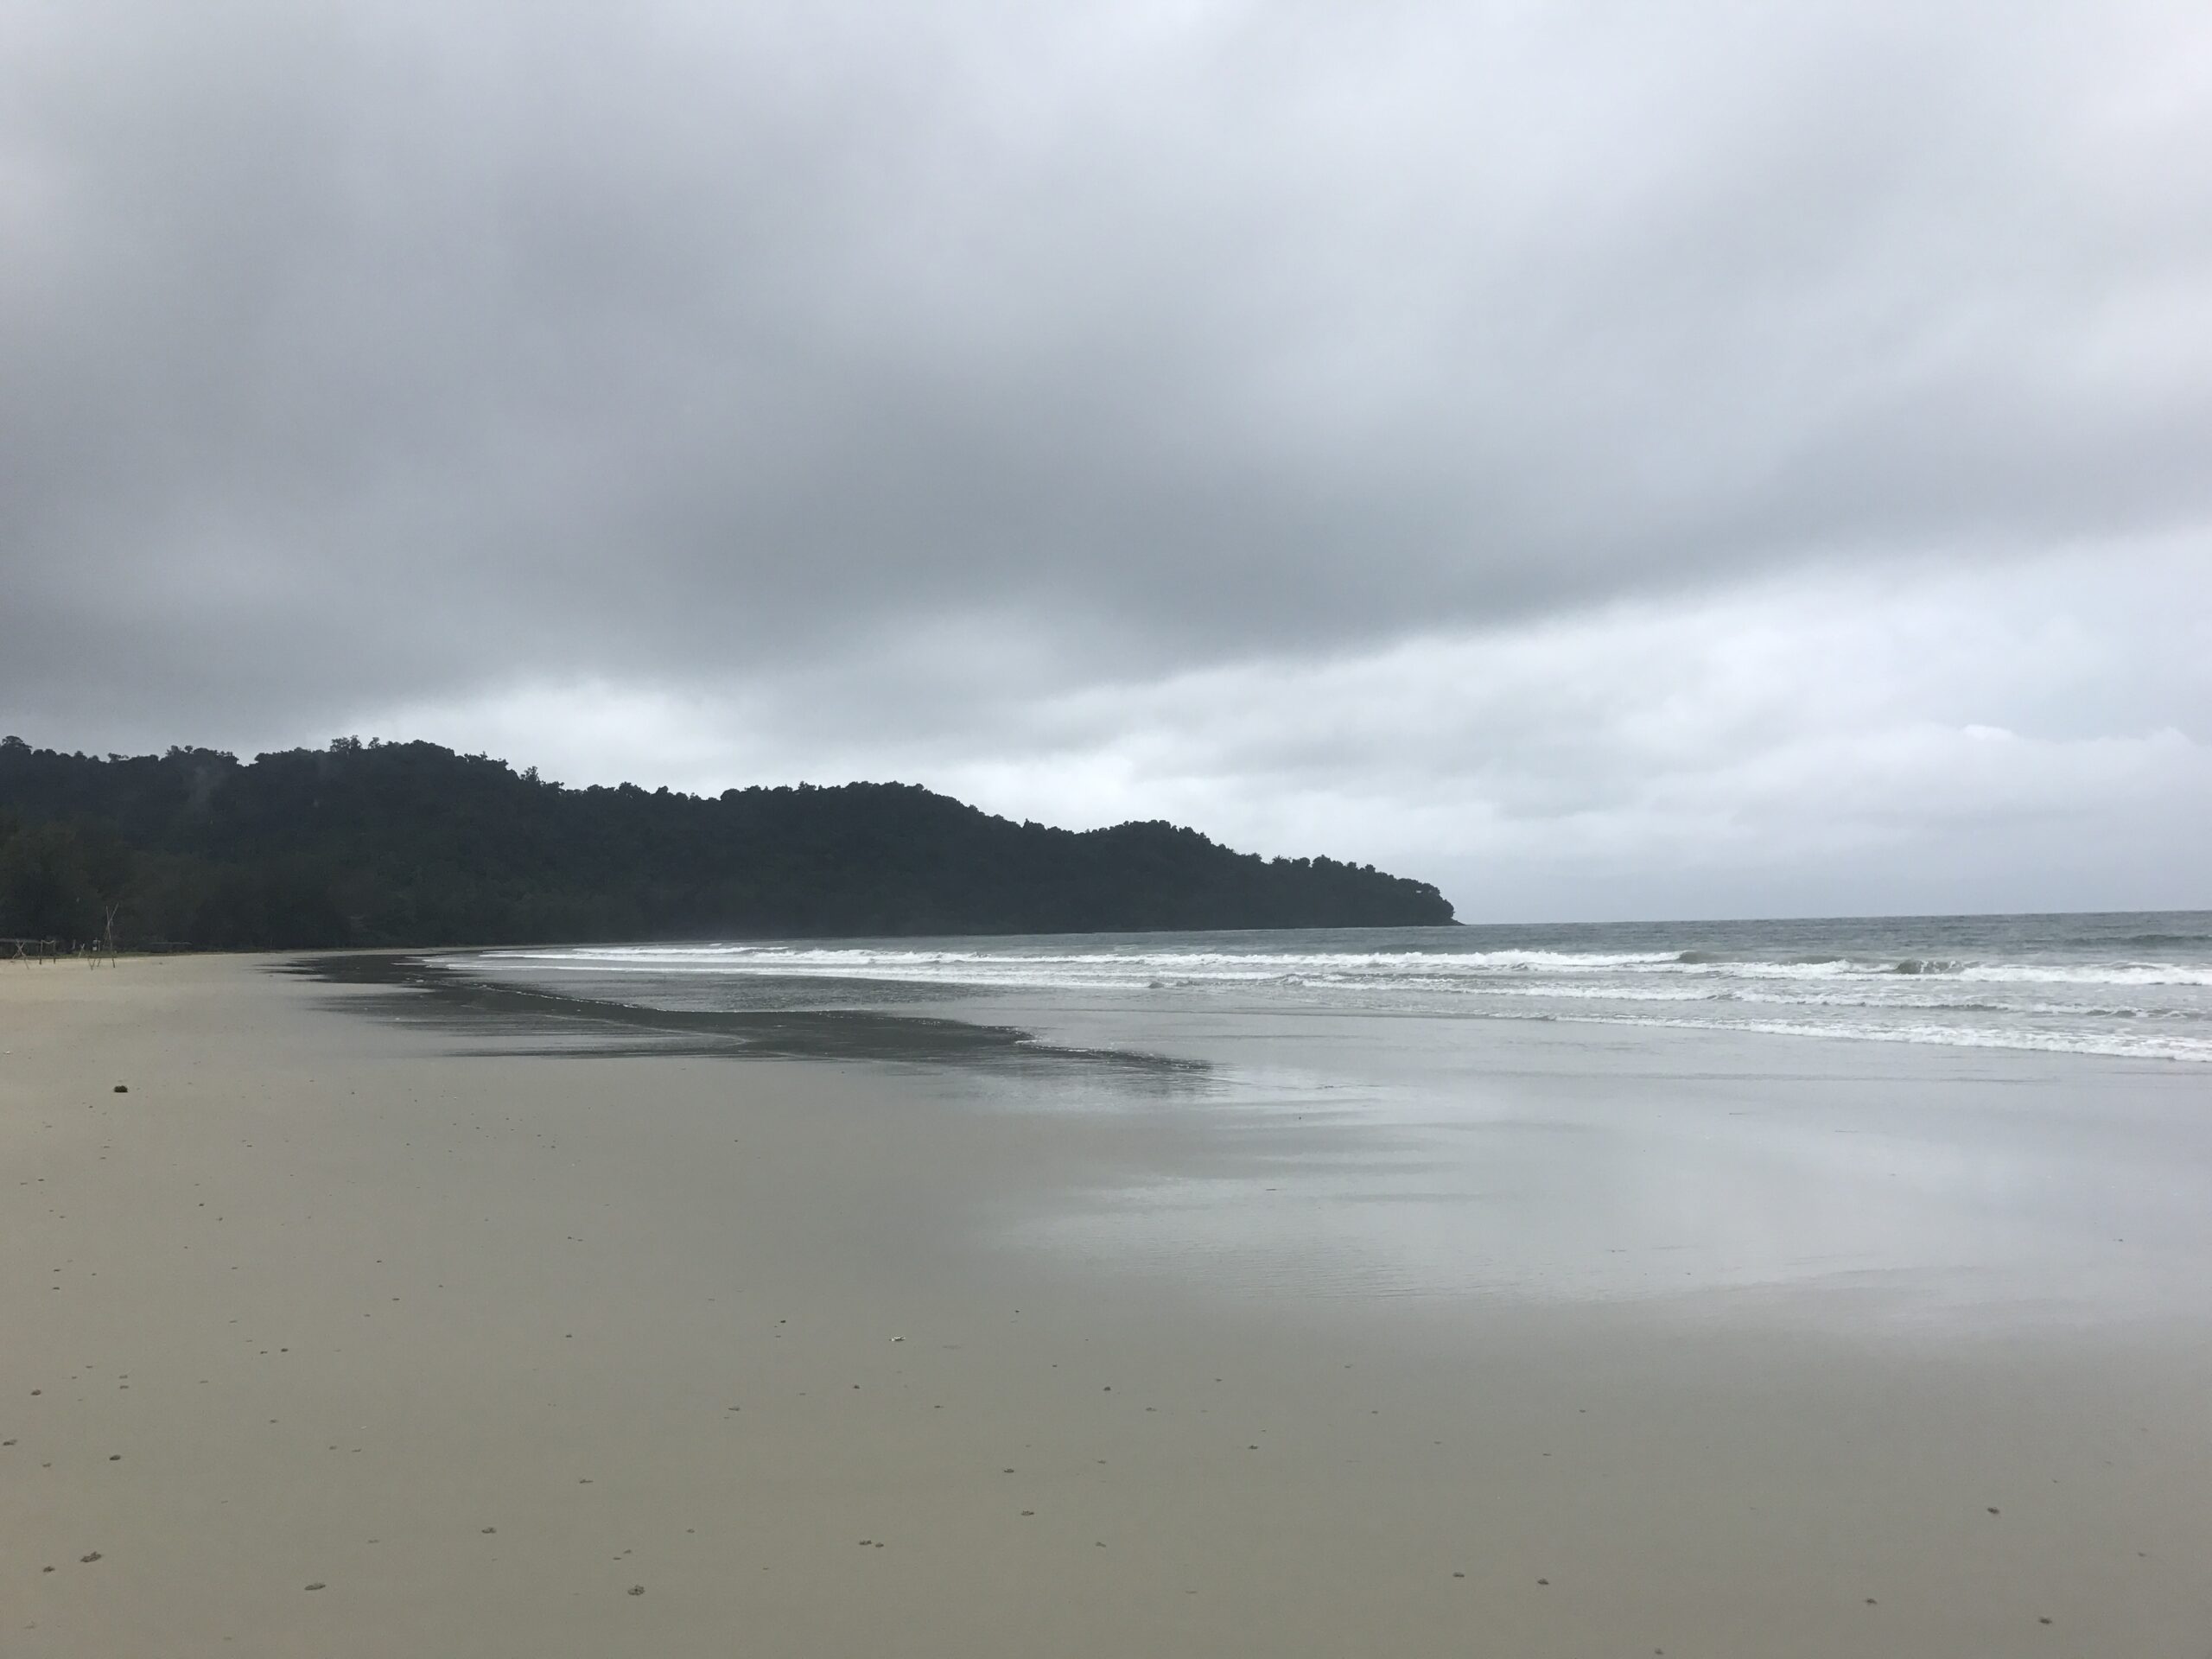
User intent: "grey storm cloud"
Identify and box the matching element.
[3,0,2209,914]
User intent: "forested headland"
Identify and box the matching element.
[0,735,1456,949]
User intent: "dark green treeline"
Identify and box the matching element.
[0,735,1455,949]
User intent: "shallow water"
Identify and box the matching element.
[465,911,2212,1065]
[414,917,2212,1332]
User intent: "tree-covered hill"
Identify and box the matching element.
[0,735,1455,948]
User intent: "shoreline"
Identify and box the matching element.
[286,950,1207,1076]
[6,955,2209,1655]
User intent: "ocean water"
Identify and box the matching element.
[465,911,2212,1065]
[414,915,2212,1322]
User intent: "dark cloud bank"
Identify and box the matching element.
[3,1,2208,918]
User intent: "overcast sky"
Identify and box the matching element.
[4,1,2208,919]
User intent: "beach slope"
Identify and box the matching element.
[4,956,2209,1656]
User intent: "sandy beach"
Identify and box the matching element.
[6,954,2210,1656]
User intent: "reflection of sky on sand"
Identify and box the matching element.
[963,1001,2212,1332]
[319,952,2212,1335]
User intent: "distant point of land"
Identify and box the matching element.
[0,734,1454,949]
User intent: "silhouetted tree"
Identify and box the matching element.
[0,735,1456,949]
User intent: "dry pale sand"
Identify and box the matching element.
[4,955,2209,1656]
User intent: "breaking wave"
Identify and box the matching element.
[476,912,2212,1064]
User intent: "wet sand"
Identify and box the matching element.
[4,955,2209,1656]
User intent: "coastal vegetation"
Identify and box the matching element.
[0,734,1454,949]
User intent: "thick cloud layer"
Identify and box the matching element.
[3,2,2208,914]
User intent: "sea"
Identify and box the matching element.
[400,912,2212,1320]
[459,911,2212,1065]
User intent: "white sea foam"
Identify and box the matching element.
[490,941,2212,992]
[473,921,2212,1063]
[1560,1011,2212,1065]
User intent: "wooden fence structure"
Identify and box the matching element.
[3,937,118,966]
